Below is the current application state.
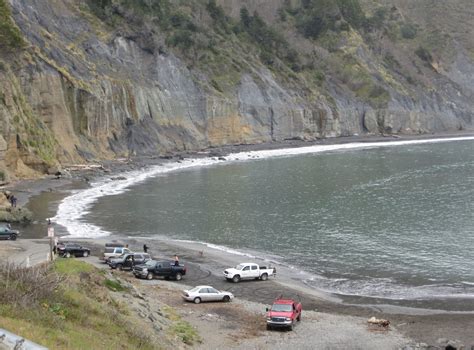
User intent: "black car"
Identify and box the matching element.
[133,260,186,280]
[57,243,91,258]
[0,224,19,241]
[108,253,152,270]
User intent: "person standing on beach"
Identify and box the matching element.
[143,244,149,253]
[10,195,17,208]
[174,254,179,266]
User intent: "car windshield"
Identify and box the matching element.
[271,304,293,312]
[235,264,245,270]
[188,286,204,293]
[144,260,156,267]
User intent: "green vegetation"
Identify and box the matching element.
[104,278,127,292]
[0,260,154,349]
[0,207,33,222]
[415,46,433,63]
[21,0,433,121]
[284,0,365,40]
[163,305,201,345]
[0,0,25,51]
[171,321,200,345]
[400,23,417,39]
[237,8,300,69]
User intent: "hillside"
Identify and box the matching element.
[0,0,473,180]
[0,259,200,349]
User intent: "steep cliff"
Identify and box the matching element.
[0,0,473,180]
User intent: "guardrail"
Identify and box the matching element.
[0,329,48,350]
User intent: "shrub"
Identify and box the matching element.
[365,7,387,31]
[206,0,231,33]
[104,279,126,292]
[171,320,201,345]
[166,30,195,50]
[336,0,365,29]
[0,262,64,307]
[291,0,366,39]
[0,0,25,50]
[415,46,432,62]
[400,24,417,39]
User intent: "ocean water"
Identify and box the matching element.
[53,137,474,308]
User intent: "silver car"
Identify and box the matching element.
[182,285,234,304]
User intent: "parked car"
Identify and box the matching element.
[223,263,275,283]
[105,242,125,247]
[182,285,234,304]
[108,253,152,270]
[100,246,131,262]
[266,296,302,331]
[133,260,186,280]
[57,243,91,258]
[0,224,19,241]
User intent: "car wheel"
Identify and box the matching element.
[194,297,201,304]
[232,275,241,283]
[65,252,71,258]
[9,234,17,241]
[223,295,230,302]
[175,273,182,281]
[260,273,268,281]
[146,273,153,280]
[117,264,123,271]
[83,251,89,257]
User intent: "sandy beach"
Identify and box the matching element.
[2,133,474,349]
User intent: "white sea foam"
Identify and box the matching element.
[303,276,474,301]
[53,136,474,239]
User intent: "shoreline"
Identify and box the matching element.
[3,132,474,346]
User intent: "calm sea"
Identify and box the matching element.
[53,138,474,308]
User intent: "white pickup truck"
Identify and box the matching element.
[224,263,275,283]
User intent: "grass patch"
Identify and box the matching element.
[0,260,155,349]
[162,305,201,345]
[104,278,126,292]
[171,321,201,345]
[54,259,95,275]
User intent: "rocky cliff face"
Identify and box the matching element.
[0,0,473,180]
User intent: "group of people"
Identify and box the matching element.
[5,193,17,208]
[142,244,179,266]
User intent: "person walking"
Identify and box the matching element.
[143,244,149,253]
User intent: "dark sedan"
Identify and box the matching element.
[57,243,90,258]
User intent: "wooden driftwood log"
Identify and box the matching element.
[367,316,390,328]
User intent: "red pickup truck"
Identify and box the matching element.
[266,297,302,330]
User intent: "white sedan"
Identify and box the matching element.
[182,285,234,304]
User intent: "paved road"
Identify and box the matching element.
[0,239,51,267]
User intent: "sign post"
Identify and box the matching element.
[48,225,55,262]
